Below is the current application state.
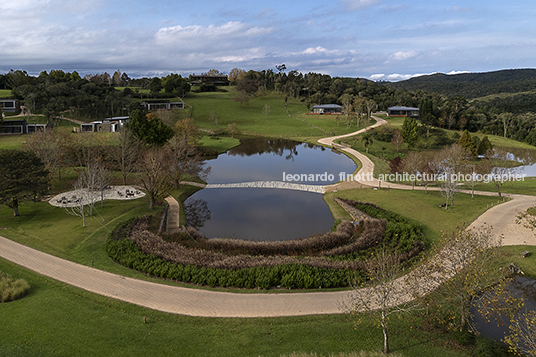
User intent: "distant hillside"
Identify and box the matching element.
[386,69,536,99]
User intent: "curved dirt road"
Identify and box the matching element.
[0,116,534,317]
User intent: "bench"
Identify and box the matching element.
[521,250,530,258]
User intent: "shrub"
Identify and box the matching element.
[0,272,31,303]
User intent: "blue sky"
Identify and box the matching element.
[2,0,535,80]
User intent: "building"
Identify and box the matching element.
[311,104,343,114]
[141,101,185,111]
[0,99,21,113]
[80,116,129,133]
[387,106,419,118]
[189,74,229,86]
[0,119,48,134]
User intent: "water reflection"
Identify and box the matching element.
[505,147,536,177]
[184,198,211,230]
[203,137,356,184]
[471,277,536,342]
[185,188,334,241]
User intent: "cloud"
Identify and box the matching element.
[339,0,380,11]
[155,21,273,46]
[388,50,418,61]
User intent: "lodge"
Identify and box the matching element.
[0,119,48,135]
[80,117,129,133]
[189,74,229,86]
[140,101,185,111]
[387,106,420,118]
[0,99,21,113]
[311,104,343,114]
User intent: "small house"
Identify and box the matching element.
[311,104,343,114]
[388,106,419,118]
[0,99,21,113]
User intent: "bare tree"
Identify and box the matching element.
[499,112,515,138]
[481,147,517,197]
[111,127,141,185]
[390,129,404,152]
[365,99,377,119]
[433,144,471,208]
[208,110,218,125]
[165,135,210,189]
[136,147,172,209]
[262,104,271,119]
[347,246,421,354]
[402,152,423,189]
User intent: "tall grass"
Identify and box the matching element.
[0,271,30,302]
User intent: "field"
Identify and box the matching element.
[1,89,534,356]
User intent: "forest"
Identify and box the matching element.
[2,67,536,146]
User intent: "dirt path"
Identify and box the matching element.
[0,116,534,317]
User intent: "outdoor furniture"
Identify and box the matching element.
[521,250,530,258]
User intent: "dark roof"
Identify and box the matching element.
[388,106,419,111]
[312,104,342,109]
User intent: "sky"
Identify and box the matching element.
[1,0,536,81]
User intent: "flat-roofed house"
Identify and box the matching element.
[311,104,343,114]
[0,99,20,113]
[388,106,419,118]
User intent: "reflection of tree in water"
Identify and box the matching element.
[226,138,322,160]
[184,198,211,230]
[506,147,536,165]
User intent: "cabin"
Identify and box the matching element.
[311,104,343,114]
[141,101,184,111]
[0,99,21,113]
[80,117,129,133]
[388,106,419,118]
[0,119,48,134]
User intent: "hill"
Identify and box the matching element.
[386,68,536,99]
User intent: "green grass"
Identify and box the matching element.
[0,257,473,357]
[198,135,240,154]
[0,89,12,97]
[0,135,27,149]
[325,188,505,243]
[183,89,370,140]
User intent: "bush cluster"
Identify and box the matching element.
[106,201,427,289]
[164,220,357,257]
[337,199,426,256]
[0,272,30,303]
[107,238,366,289]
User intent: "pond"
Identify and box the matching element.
[470,277,536,342]
[184,137,357,241]
[505,147,536,177]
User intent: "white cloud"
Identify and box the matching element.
[155,21,273,45]
[388,50,418,61]
[339,0,380,11]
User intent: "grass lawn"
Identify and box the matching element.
[181,89,370,140]
[0,257,474,357]
[324,188,505,244]
[0,89,11,97]
[0,135,28,149]
[198,135,241,154]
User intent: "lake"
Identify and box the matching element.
[184,137,357,241]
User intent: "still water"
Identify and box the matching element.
[184,137,357,241]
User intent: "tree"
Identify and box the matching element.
[458,130,474,156]
[402,152,423,189]
[360,132,374,153]
[111,127,141,185]
[433,144,470,208]
[365,99,377,119]
[262,104,271,119]
[127,110,174,146]
[477,135,493,155]
[208,110,218,125]
[481,147,515,197]
[411,226,505,333]
[340,93,353,127]
[390,129,404,152]
[234,90,250,107]
[400,117,419,149]
[499,112,515,137]
[148,77,162,94]
[23,129,64,179]
[348,245,421,354]
[0,150,50,216]
[136,147,172,209]
[165,135,210,189]
[228,122,239,138]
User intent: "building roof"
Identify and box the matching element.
[312,104,342,109]
[388,106,419,111]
